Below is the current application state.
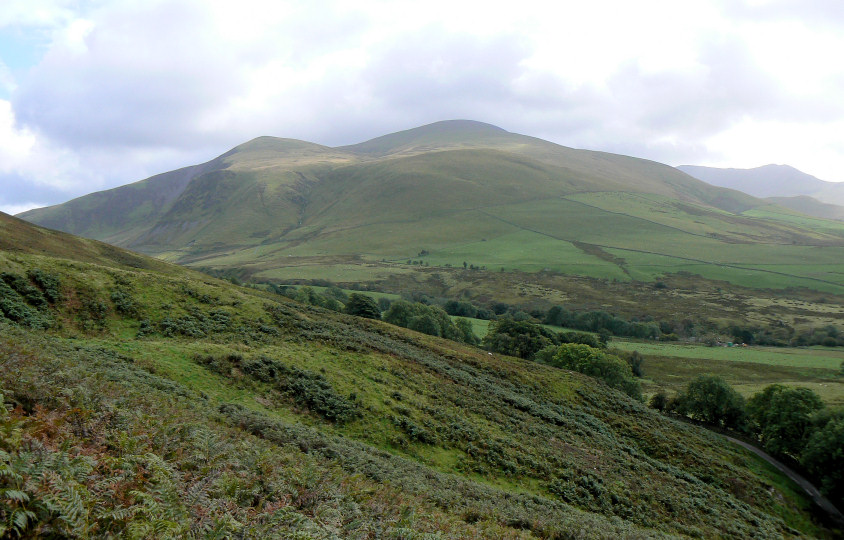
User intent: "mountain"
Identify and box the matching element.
[0,212,835,537]
[679,164,844,207]
[19,121,844,294]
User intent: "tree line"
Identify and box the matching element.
[652,376,844,507]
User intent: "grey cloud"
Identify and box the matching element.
[0,172,69,210]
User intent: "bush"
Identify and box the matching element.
[197,353,358,423]
[1,272,46,307]
[0,280,51,329]
[27,269,60,303]
[535,344,642,400]
[110,289,139,317]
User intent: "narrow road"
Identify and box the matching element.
[722,434,844,527]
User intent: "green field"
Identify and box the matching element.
[611,341,844,369]
[610,340,844,406]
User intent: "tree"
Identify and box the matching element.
[454,318,479,345]
[801,417,844,502]
[383,300,415,327]
[746,385,824,457]
[407,314,441,337]
[482,318,556,360]
[344,293,381,320]
[673,376,746,430]
[649,391,669,412]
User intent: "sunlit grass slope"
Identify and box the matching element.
[0,213,833,538]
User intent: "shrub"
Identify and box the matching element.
[197,354,358,424]
[535,344,642,400]
[110,289,139,317]
[1,272,46,307]
[0,280,51,329]
[27,269,60,303]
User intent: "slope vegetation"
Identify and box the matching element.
[0,213,833,538]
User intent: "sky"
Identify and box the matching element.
[2,0,844,214]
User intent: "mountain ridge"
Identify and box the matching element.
[679,164,844,207]
[17,120,844,293]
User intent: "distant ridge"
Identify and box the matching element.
[679,164,844,206]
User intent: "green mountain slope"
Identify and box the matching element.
[18,121,844,293]
[0,212,834,537]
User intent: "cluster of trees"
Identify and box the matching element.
[383,300,478,344]
[481,318,641,399]
[545,306,665,340]
[731,323,844,347]
[482,318,607,360]
[654,377,844,504]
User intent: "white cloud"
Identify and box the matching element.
[1,0,844,211]
[0,60,15,94]
[0,202,47,215]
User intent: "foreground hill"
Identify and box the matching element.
[0,212,834,537]
[19,121,844,295]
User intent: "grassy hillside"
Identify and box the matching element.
[19,121,844,298]
[0,214,836,538]
[760,197,844,223]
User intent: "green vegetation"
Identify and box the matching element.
[747,385,825,457]
[609,340,844,407]
[536,344,642,400]
[670,375,747,429]
[663,377,844,509]
[383,300,479,344]
[0,215,836,537]
[343,292,381,319]
[802,416,844,503]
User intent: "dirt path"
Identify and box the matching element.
[722,434,844,527]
